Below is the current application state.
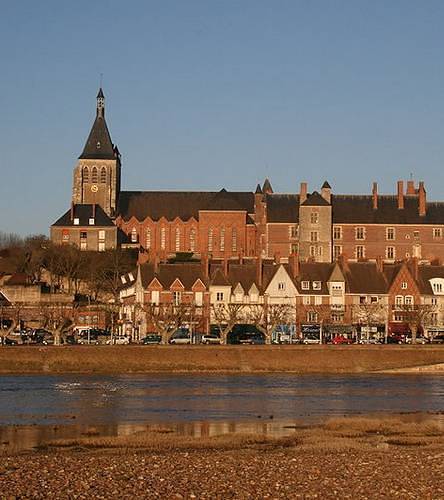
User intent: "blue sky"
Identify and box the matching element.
[1,1,444,235]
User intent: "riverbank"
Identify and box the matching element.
[0,345,443,374]
[1,415,443,498]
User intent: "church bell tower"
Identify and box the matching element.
[72,88,121,217]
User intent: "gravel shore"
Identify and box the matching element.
[1,416,443,499]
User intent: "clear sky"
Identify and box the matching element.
[1,0,444,236]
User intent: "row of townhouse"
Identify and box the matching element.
[119,255,444,342]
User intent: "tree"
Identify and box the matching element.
[211,303,246,344]
[246,303,295,344]
[143,303,196,343]
[396,304,436,344]
[352,301,388,341]
[39,301,73,345]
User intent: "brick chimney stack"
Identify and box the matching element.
[406,180,415,195]
[288,253,299,278]
[321,181,331,203]
[397,181,404,210]
[201,253,209,279]
[70,202,74,221]
[418,181,426,216]
[376,255,383,274]
[223,256,229,277]
[256,255,263,287]
[300,182,307,204]
[372,182,378,210]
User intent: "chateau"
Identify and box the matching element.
[51,89,444,265]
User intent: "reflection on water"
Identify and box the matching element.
[0,373,443,452]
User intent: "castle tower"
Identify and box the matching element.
[72,88,121,217]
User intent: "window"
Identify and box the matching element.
[131,228,138,243]
[359,296,366,304]
[430,313,438,325]
[232,228,237,252]
[89,218,95,225]
[333,245,342,260]
[189,228,196,252]
[386,246,395,259]
[91,166,98,183]
[370,296,378,303]
[432,297,438,305]
[386,227,395,240]
[401,282,408,289]
[175,227,181,252]
[195,291,203,306]
[208,228,213,252]
[216,292,224,302]
[310,231,319,242]
[433,228,442,239]
[310,246,316,257]
[404,296,413,306]
[73,218,79,225]
[80,231,87,251]
[303,296,311,305]
[301,281,310,290]
[160,227,166,250]
[307,311,318,323]
[395,295,404,306]
[62,230,69,243]
[98,242,105,252]
[220,227,225,251]
[98,230,105,252]
[82,166,89,183]
[278,282,285,291]
[432,282,443,293]
[312,281,321,290]
[98,231,105,240]
[173,291,181,306]
[100,167,106,183]
[413,231,420,240]
[333,226,342,240]
[394,312,404,322]
[145,228,151,249]
[356,245,365,259]
[331,312,343,322]
[355,227,365,240]
[314,296,322,305]
[151,290,160,305]
[290,226,298,238]
[310,212,319,224]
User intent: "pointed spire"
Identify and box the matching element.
[322,180,331,189]
[79,88,115,160]
[255,183,263,194]
[262,178,273,194]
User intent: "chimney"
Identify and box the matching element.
[223,256,229,277]
[153,253,159,274]
[372,182,378,210]
[410,257,419,282]
[376,255,383,274]
[288,252,299,278]
[338,253,349,273]
[70,202,74,221]
[238,249,244,265]
[201,253,209,279]
[256,255,263,287]
[397,181,404,210]
[92,203,96,218]
[406,180,415,195]
[418,181,426,216]
[300,182,307,204]
[274,252,281,265]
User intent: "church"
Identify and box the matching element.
[51,89,444,264]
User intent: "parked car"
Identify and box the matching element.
[385,335,404,344]
[200,333,221,345]
[237,333,265,345]
[430,334,444,344]
[358,337,380,344]
[405,335,429,345]
[106,335,130,345]
[77,334,99,345]
[169,335,191,345]
[0,337,17,346]
[331,335,354,345]
[302,335,321,345]
[142,334,162,345]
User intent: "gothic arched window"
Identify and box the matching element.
[189,228,196,252]
[100,167,107,183]
[131,227,138,243]
[83,166,89,183]
[91,166,98,183]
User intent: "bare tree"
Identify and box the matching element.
[352,302,388,341]
[246,303,295,344]
[39,301,73,345]
[396,304,436,344]
[211,303,246,344]
[143,303,196,343]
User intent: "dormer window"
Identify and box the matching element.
[89,218,95,225]
[301,281,310,290]
[96,141,101,149]
[278,282,285,291]
[313,281,321,290]
[401,282,408,289]
[73,218,80,225]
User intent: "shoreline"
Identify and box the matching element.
[0,345,443,375]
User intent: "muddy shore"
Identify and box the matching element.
[1,415,443,498]
[0,345,443,374]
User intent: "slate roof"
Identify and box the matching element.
[140,263,208,289]
[417,265,444,294]
[117,190,254,222]
[266,194,299,223]
[52,204,115,227]
[332,195,444,224]
[301,191,330,206]
[296,263,335,294]
[344,262,387,294]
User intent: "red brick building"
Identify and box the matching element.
[51,89,444,265]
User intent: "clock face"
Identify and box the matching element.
[91,184,98,193]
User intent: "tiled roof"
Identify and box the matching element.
[117,190,254,222]
[52,204,115,227]
[266,194,299,223]
[296,263,334,294]
[344,262,387,294]
[140,263,208,290]
[417,265,444,294]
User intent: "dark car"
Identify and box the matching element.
[1,337,17,346]
[385,335,403,344]
[142,334,162,345]
[430,334,444,344]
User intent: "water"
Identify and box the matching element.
[0,373,442,452]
